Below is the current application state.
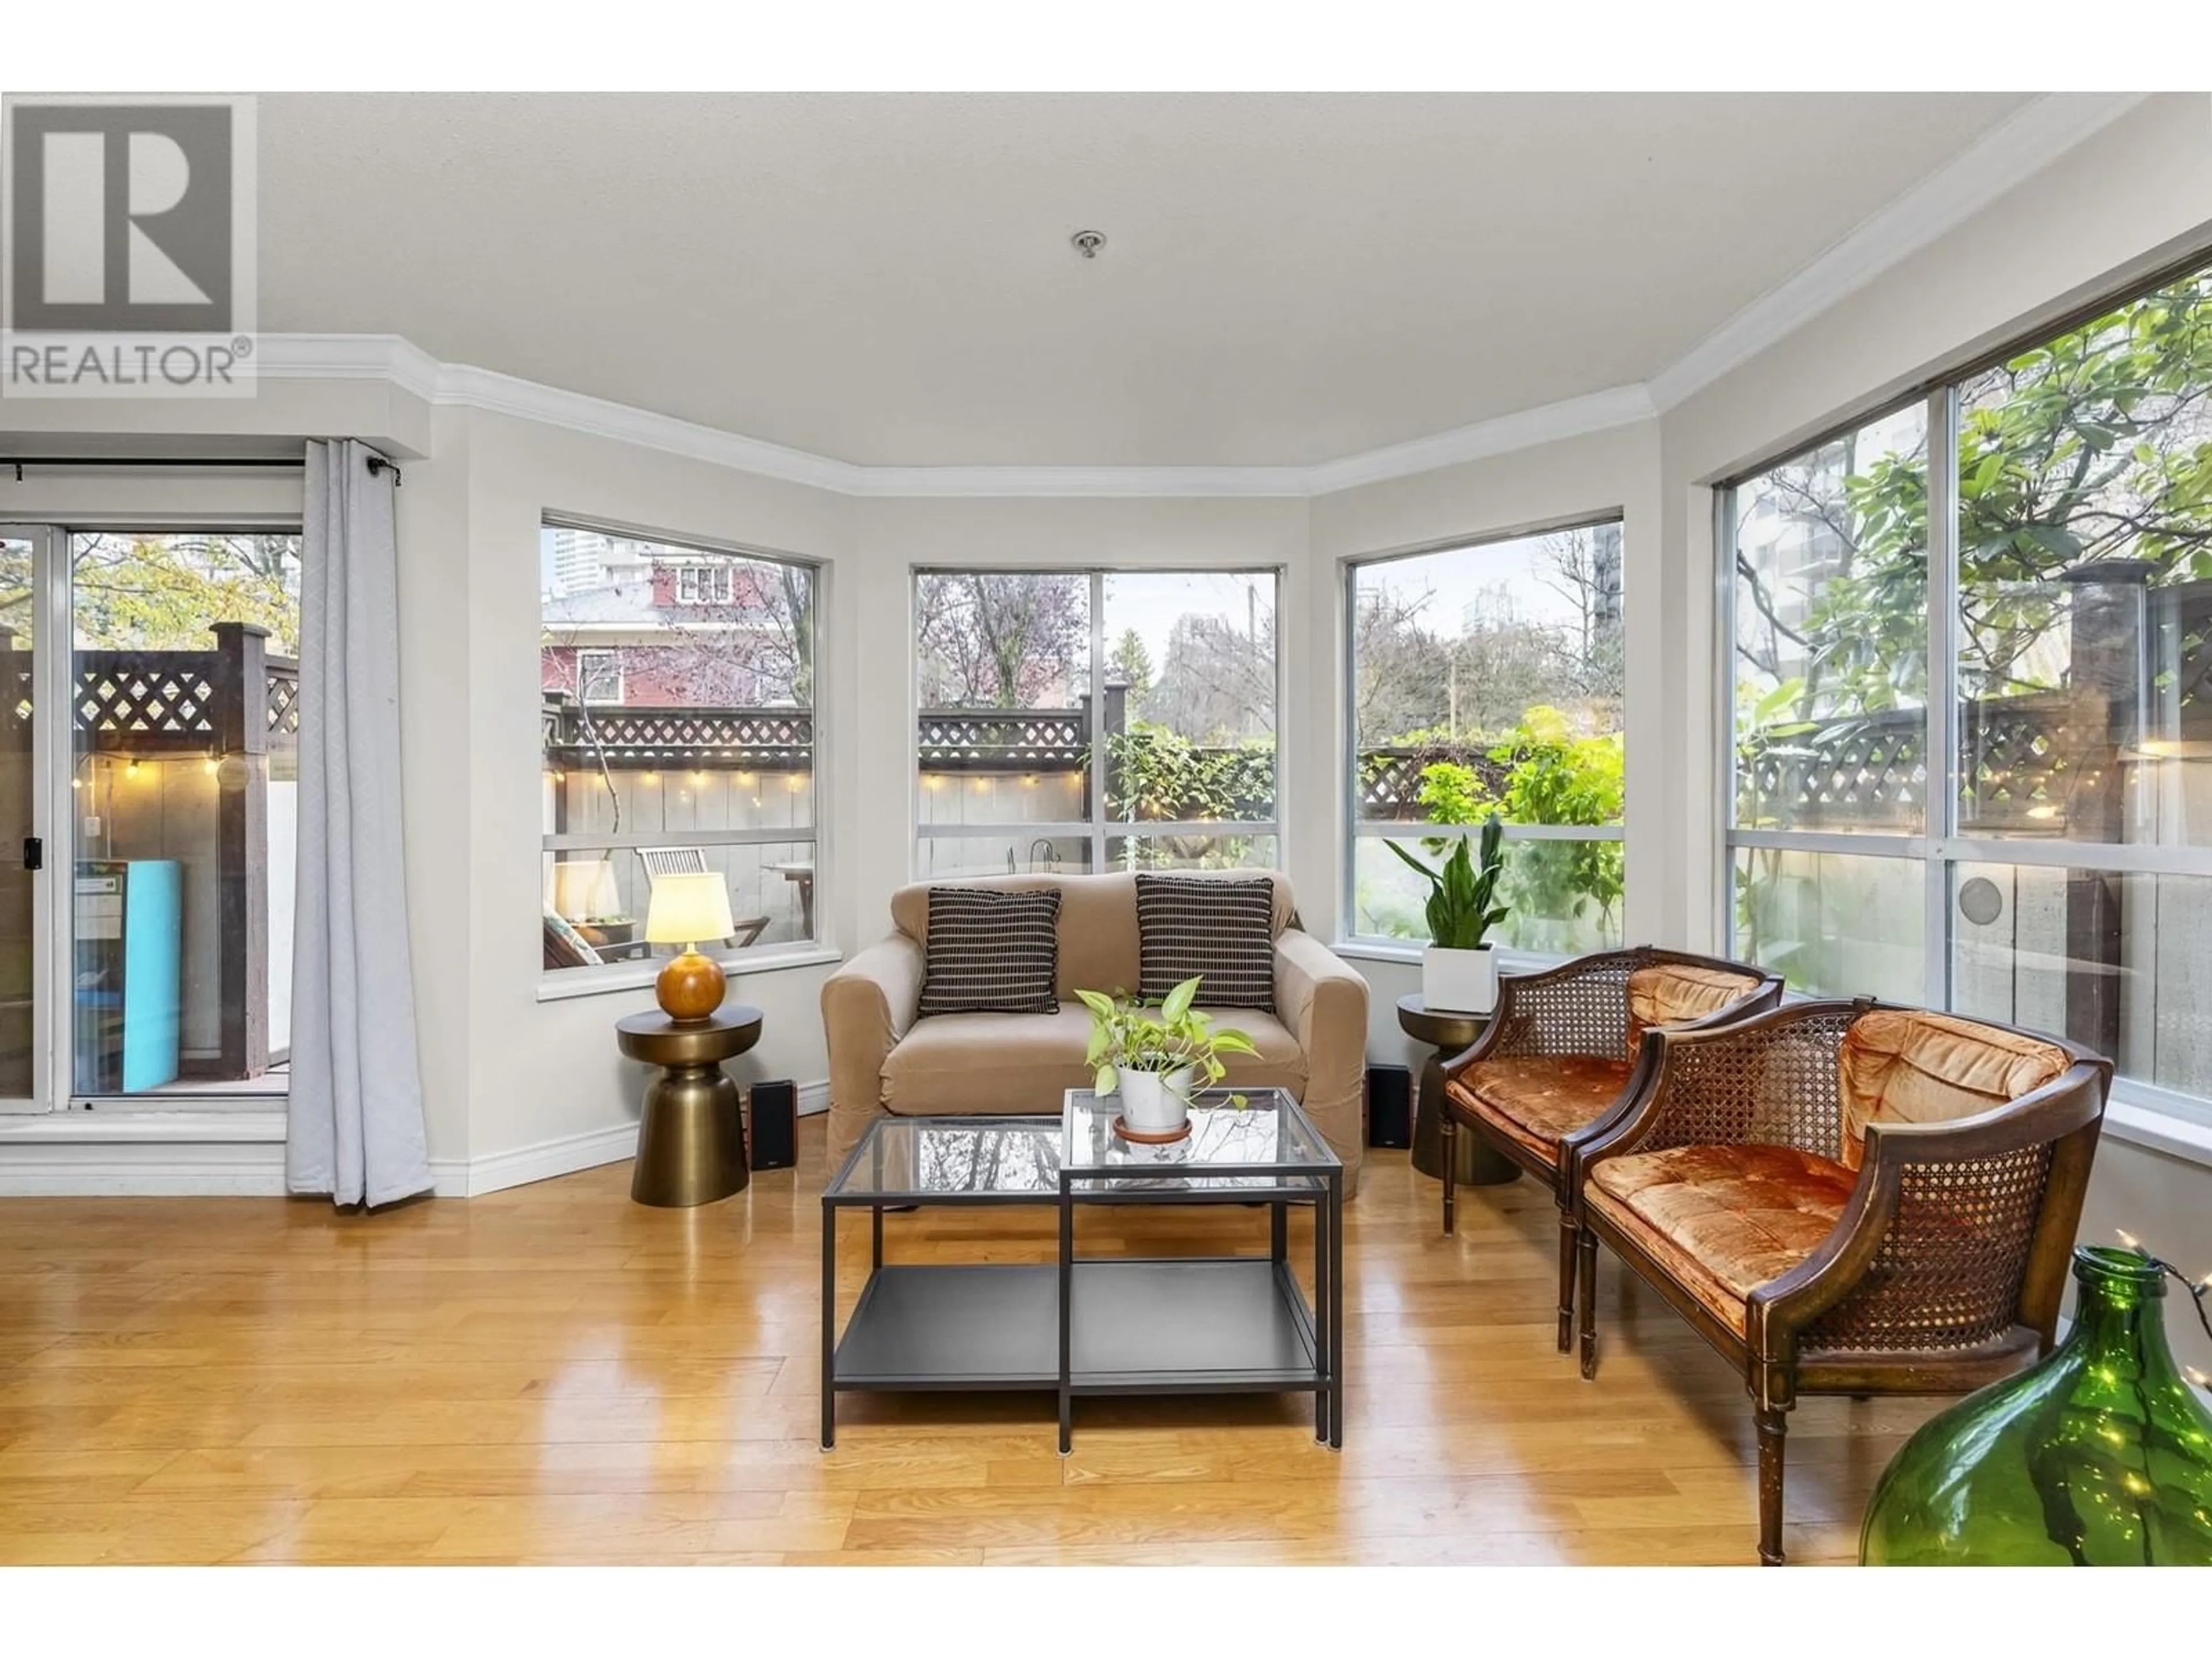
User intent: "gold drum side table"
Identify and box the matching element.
[616,1003,764,1207]
[1395,994,1519,1187]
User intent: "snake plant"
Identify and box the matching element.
[1385,815,1509,949]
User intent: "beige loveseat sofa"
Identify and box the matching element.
[821,872,1372,1192]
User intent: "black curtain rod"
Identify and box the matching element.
[2,452,402,484]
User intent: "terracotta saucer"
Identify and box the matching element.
[1112,1115,1192,1146]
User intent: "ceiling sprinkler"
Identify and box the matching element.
[1070,230,1106,260]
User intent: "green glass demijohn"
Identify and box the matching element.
[1860,1245,2212,1565]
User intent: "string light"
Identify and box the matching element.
[2114,1230,2212,1353]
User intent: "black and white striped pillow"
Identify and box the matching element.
[1134,874,1276,1011]
[917,887,1063,1017]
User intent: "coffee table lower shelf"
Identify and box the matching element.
[825,1258,1324,1445]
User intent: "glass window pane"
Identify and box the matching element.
[0,537,32,1099]
[1354,834,1624,956]
[1955,265,2212,847]
[70,531,303,1096]
[1951,861,2212,1101]
[914,571,1092,863]
[540,526,816,968]
[916,835,1093,881]
[1103,571,1276,823]
[1732,846,1925,1001]
[1106,833,1279,874]
[1730,404,1929,834]
[1351,521,1624,833]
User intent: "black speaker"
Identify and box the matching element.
[1366,1064,1412,1149]
[748,1080,798,1171]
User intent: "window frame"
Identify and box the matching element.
[909,565,1287,880]
[1338,511,1628,961]
[574,646,624,705]
[1714,248,2212,1132]
[539,513,827,994]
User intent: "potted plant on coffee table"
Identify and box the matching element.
[1077,975,1258,1140]
[1387,813,1510,1014]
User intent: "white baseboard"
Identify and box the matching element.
[447,1080,830,1197]
[430,1122,638,1198]
[0,1082,830,1200]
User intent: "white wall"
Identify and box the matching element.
[3,92,2208,1253]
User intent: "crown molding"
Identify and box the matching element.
[257,334,1657,498]
[1305,384,1656,495]
[1647,90,2153,413]
[248,92,2149,498]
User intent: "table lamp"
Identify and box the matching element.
[550,858,620,923]
[645,871,735,1021]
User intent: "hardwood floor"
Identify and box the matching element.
[0,1119,1917,1565]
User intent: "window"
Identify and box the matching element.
[1346,518,1626,955]
[577,648,623,704]
[1722,255,2212,1123]
[913,569,1279,879]
[675,564,734,605]
[540,521,819,974]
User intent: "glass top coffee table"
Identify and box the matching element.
[820,1088,1343,1453]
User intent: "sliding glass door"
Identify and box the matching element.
[69,531,302,1100]
[0,529,55,1111]
[0,522,301,1112]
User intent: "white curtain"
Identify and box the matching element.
[286,439,431,1207]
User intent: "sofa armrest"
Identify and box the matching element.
[1274,929,1369,1192]
[820,933,926,1165]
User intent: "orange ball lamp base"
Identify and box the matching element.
[656,947,727,1022]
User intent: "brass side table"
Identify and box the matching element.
[617,1003,764,1207]
[1396,994,1518,1187]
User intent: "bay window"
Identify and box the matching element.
[913,569,1280,878]
[1722,253,2212,1124]
[540,519,819,976]
[1345,517,1626,955]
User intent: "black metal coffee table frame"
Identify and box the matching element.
[820,1094,1343,1454]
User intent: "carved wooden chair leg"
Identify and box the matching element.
[1555,1208,1578,1354]
[1754,1405,1789,1565]
[1440,1112,1458,1236]
[1575,1227,1599,1379]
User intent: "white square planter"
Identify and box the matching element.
[1422,944,1498,1015]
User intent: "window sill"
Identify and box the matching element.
[1331,939,1570,974]
[536,944,842,1004]
[2104,1092,2212,1171]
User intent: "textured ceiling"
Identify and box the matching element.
[256,92,2037,466]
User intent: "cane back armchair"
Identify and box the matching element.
[1438,948,1782,1349]
[1569,998,2110,1565]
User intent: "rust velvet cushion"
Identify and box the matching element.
[1446,1055,1636,1165]
[1585,1143,1856,1336]
[1624,963,1762,1056]
[1837,1010,2070,1171]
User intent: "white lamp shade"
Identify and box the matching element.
[550,858,620,922]
[645,872,734,947]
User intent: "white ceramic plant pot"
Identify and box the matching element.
[1423,944,1497,1015]
[1118,1066,1196,1134]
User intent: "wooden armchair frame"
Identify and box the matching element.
[1569,997,2110,1564]
[1438,946,1783,1351]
